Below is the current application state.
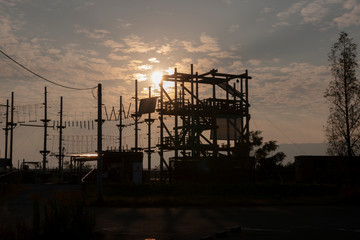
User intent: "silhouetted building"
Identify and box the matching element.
[71,151,143,183]
[0,158,11,168]
[103,151,143,183]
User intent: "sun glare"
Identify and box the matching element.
[151,71,163,85]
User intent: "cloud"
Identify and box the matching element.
[171,58,193,72]
[343,0,356,9]
[183,33,220,53]
[103,39,124,52]
[117,18,132,29]
[247,59,262,66]
[47,48,61,54]
[251,62,328,113]
[276,2,306,20]
[0,0,24,7]
[88,57,107,64]
[0,14,21,46]
[333,0,360,28]
[273,58,280,63]
[228,24,239,33]
[261,7,273,14]
[75,1,95,11]
[228,61,243,70]
[107,53,130,61]
[325,0,343,3]
[138,64,153,70]
[148,57,159,63]
[208,51,238,59]
[194,58,220,73]
[134,73,147,81]
[74,25,110,39]
[156,44,172,54]
[122,35,156,53]
[301,0,329,24]
[272,21,290,28]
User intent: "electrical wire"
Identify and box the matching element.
[0,49,97,91]
[252,103,307,154]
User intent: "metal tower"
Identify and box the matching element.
[157,66,252,182]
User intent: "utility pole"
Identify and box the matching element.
[97,83,103,202]
[160,78,164,181]
[2,100,9,163]
[9,92,15,169]
[40,87,50,173]
[145,86,155,172]
[116,96,125,151]
[57,96,65,181]
[135,80,139,152]
[131,79,141,152]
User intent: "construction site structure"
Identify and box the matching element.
[157,66,254,182]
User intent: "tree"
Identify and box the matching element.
[324,32,359,156]
[249,131,286,181]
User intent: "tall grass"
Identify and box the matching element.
[0,191,97,240]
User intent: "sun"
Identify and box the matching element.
[151,71,163,86]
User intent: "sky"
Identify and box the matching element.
[0,0,360,167]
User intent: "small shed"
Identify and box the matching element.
[70,151,143,183]
[102,151,143,183]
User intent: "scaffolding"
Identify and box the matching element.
[157,65,253,182]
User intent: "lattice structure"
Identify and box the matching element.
[157,66,253,181]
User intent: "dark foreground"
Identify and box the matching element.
[1,184,360,239]
[95,206,360,240]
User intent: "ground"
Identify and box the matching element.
[1,183,360,239]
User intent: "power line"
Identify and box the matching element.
[0,49,97,91]
[252,104,307,155]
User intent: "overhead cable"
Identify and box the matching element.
[0,49,97,91]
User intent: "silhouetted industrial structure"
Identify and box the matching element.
[157,66,254,182]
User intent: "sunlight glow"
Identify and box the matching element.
[151,71,163,85]
[150,70,175,96]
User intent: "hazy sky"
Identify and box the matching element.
[1,0,360,165]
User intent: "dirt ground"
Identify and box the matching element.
[95,206,360,240]
[1,184,360,240]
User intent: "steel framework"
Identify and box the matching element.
[157,65,252,181]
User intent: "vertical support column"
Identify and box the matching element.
[9,93,14,169]
[233,82,237,143]
[146,86,154,171]
[117,96,123,151]
[160,79,164,181]
[97,83,103,202]
[195,72,200,158]
[212,77,217,160]
[181,68,186,157]
[190,64,195,158]
[43,87,47,172]
[4,99,9,162]
[245,70,250,144]
[40,87,50,173]
[226,78,230,158]
[58,96,65,180]
[134,79,138,152]
[174,68,178,164]
[240,78,244,139]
